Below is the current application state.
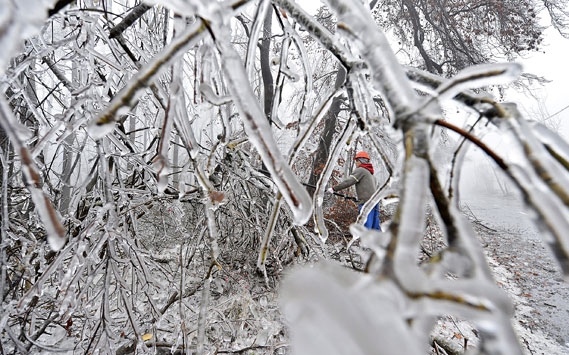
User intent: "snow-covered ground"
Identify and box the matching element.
[462,189,569,354]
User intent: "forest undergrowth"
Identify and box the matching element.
[135,196,569,355]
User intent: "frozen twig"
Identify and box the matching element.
[208,19,312,224]
[92,20,209,136]
[0,96,66,250]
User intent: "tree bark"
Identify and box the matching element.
[109,3,153,39]
[260,6,274,121]
[307,65,346,191]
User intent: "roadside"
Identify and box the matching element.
[463,192,569,354]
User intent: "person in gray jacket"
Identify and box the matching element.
[328,151,381,230]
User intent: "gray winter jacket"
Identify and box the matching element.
[333,167,376,203]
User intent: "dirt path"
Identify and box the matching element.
[464,193,569,354]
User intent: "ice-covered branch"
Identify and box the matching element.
[0,97,66,250]
[287,88,344,164]
[274,7,315,128]
[313,114,357,243]
[109,3,153,39]
[402,60,569,277]
[323,0,424,124]
[272,0,357,70]
[500,108,569,276]
[92,19,209,138]
[257,193,284,279]
[209,22,312,225]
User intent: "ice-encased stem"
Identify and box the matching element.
[382,127,521,353]
[502,112,569,275]
[323,0,421,122]
[313,115,357,243]
[0,147,7,304]
[534,121,569,172]
[272,0,356,69]
[245,0,271,81]
[171,86,199,160]
[108,244,147,351]
[156,101,173,195]
[191,157,221,262]
[257,91,337,272]
[384,134,429,283]
[91,19,208,138]
[270,35,292,128]
[287,88,344,164]
[0,96,66,251]
[277,10,315,129]
[257,193,283,278]
[211,25,312,225]
[435,63,522,102]
[515,120,569,206]
[196,273,212,355]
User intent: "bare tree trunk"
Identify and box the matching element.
[260,6,274,121]
[307,65,346,191]
[258,5,275,177]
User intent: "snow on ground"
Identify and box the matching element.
[462,190,569,354]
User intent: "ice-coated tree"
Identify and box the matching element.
[1,0,569,354]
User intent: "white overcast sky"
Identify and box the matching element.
[506,24,569,138]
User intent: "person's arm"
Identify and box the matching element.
[333,168,365,191]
